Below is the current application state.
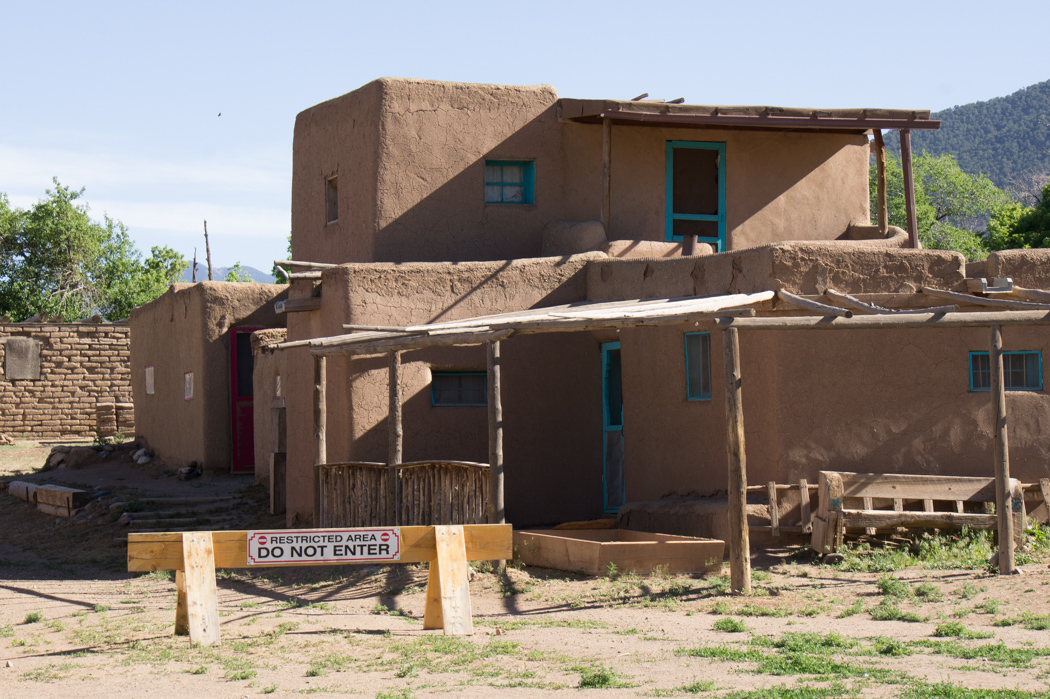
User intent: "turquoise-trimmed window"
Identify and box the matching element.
[431,371,487,406]
[969,351,1042,392]
[685,332,712,399]
[665,141,726,250]
[484,160,534,204]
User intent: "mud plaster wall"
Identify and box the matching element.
[130,282,288,473]
[283,254,606,527]
[0,324,131,438]
[292,78,871,265]
[252,329,288,485]
[618,323,1050,505]
[986,249,1050,289]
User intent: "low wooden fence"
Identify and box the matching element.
[318,461,490,528]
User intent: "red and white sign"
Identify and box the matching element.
[246,528,401,566]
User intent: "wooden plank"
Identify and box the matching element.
[776,289,851,317]
[182,533,221,647]
[128,524,514,572]
[862,497,876,536]
[433,526,472,636]
[8,481,37,504]
[767,481,780,537]
[811,472,844,553]
[990,325,1015,575]
[1038,479,1050,524]
[834,472,997,501]
[275,297,322,314]
[174,570,189,636]
[717,311,1050,331]
[422,561,443,630]
[900,129,920,248]
[722,327,751,594]
[923,499,935,512]
[388,350,402,526]
[37,502,77,518]
[841,511,998,530]
[33,484,90,510]
[956,500,965,514]
[798,478,812,533]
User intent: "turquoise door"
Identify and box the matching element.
[665,141,726,251]
[602,342,625,513]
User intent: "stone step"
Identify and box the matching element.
[135,496,238,506]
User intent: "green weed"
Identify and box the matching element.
[93,604,110,613]
[714,618,746,633]
[576,664,630,689]
[933,621,993,639]
[23,611,43,624]
[876,574,912,598]
[914,582,943,601]
[869,599,923,622]
[836,599,864,618]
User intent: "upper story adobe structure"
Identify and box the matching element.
[291,78,937,265]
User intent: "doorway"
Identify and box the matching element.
[602,342,625,513]
[230,328,258,474]
[665,141,726,250]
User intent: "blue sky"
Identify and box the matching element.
[3,0,1048,272]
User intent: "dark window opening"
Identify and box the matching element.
[432,371,487,406]
[326,176,338,224]
[970,351,1041,391]
[685,332,712,399]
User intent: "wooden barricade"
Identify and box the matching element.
[318,461,490,528]
[128,523,512,647]
[747,479,816,537]
[811,471,1026,554]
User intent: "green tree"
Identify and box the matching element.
[223,262,254,282]
[0,179,188,321]
[987,182,1050,250]
[271,233,291,284]
[870,152,1012,261]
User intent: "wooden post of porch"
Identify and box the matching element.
[990,324,1016,574]
[872,129,888,234]
[312,354,326,527]
[899,129,920,249]
[601,117,612,236]
[722,327,751,594]
[487,340,505,526]
[388,350,403,526]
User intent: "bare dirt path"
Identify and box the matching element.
[1,441,1049,698]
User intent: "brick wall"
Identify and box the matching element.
[0,323,133,438]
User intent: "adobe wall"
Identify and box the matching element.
[292,78,871,265]
[130,282,287,473]
[986,249,1050,289]
[0,323,131,438]
[251,328,288,486]
[283,254,606,527]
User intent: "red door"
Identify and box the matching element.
[230,328,259,473]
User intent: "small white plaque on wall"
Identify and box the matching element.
[184,371,194,401]
[145,366,155,395]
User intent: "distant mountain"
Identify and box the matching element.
[885,80,1050,190]
[180,263,276,284]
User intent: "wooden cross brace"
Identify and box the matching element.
[129,524,512,647]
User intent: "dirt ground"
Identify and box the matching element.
[1,440,1049,699]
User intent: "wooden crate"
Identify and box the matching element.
[513,529,723,576]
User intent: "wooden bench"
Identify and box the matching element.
[128,524,512,646]
[811,471,1027,554]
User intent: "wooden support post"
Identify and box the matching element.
[422,561,444,630]
[990,324,1016,574]
[862,497,876,536]
[601,118,612,236]
[174,570,189,636]
[313,355,326,526]
[872,129,888,233]
[182,533,220,647]
[722,327,751,594]
[487,341,504,526]
[899,129,921,249]
[431,525,473,635]
[798,479,812,533]
[388,350,403,526]
[767,481,780,538]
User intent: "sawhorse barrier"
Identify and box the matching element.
[128,524,512,647]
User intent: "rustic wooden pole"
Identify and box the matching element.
[990,324,1016,574]
[203,219,214,280]
[601,117,612,236]
[313,354,326,526]
[722,327,751,594]
[387,350,403,526]
[899,129,921,249]
[487,340,505,525]
[872,129,888,233]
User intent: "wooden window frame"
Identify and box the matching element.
[665,141,726,250]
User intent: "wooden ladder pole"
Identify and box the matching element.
[313,355,326,526]
[722,327,751,594]
[388,350,403,526]
[990,324,1016,574]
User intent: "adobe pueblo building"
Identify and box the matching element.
[164,78,1050,544]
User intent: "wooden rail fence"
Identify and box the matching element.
[318,461,490,528]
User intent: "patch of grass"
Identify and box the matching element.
[870,636,914,656]
[957,582,983,599]
[713,617,746,633]
[19,663,75,682]
[226,669,256,681]
[239,601,260,609]
[992,612,1050,630]
[93,604,110,613]
[912,640,1050,668]
[914,582,943,602]
[23,611,43,624]
[140,570,172,581]
[976,599,1001,614]
[189,665,208,675]
[836,599,864,618]
[576,664,630,689]
[262,685,278,694]
[869,599,924,622]
[305,653,354,678]
[736,603,787,617]
[370,602,402,616]
[0,624,13,637]
[648,679,718,696]
[675,644,766,663]
[903,683,1049,699]
[876,574,913,599]
[376,690,414,699]
[45,620,64,632]
[933,621,993,639]
[722,687,848,699]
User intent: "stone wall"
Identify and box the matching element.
[0,323,132,438]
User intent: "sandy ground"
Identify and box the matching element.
[1,440,1049,699]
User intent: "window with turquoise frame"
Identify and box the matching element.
[969,351,1042,391]
[431,371,487,406]
[484,160,534,204]
[684,332,712,399]
[665,141,725,250]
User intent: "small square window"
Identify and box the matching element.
[685,332,712,399]
[432,371,487,406]
[970,351,1041,391]
[484,160,534,204]
[325,176,338,224]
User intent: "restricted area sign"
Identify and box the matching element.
[246,528,401,566]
